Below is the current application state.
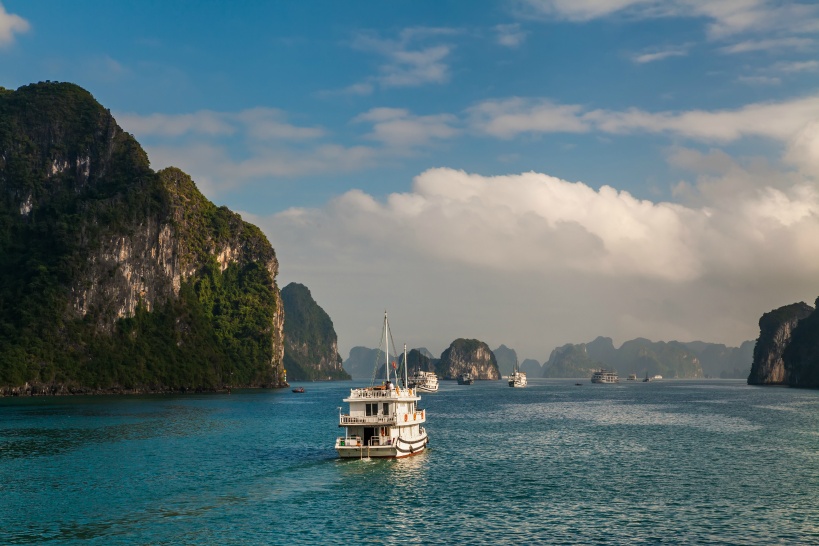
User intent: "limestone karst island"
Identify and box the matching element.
[1,81,819,395]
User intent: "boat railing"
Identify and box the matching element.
[339,414,397,425]
[347,387,415,399]
[337,435,362,447]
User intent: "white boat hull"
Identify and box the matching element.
[336,430,428,459]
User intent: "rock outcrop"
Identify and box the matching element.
[493,344,518,376]
[783,298,819,388]
[747,302,814,385]
[543,336,706,379]
[281,283,349,381]
[0,82,285,393]
[437,339,500,380]
[543,343,602,378]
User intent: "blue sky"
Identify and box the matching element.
[3,1,819,362]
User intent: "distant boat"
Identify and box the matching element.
[627,373,637,381]
[292,387,305,393]
[457,372,474,385]
[409,370,439,393]
[508,359,527,388]
[643,372,651,382]
[591,369,619,384]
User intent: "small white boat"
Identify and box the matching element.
[627,373,637,381]
[508,359,527,388]
[409,370,439,392]
[335,312,428,459]
[591,369,619,384]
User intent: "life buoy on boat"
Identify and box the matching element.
[413,413,417,420]
[404,414,408,422]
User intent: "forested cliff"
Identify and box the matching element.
[0,82,285,394]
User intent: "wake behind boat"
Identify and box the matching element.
[335,312,429,459]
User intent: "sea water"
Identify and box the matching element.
[2,379,819,545]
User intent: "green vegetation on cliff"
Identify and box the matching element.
[0,82,283,393]
[281,283,349,381]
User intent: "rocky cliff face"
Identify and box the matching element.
[281,282,349,381]
[543,343,602,378]
[543,337,705,379]
[748,302,814,386]
[493,344,518,376]
[783,298,819,388]
[0,82,285,393]
[437,339,500,380]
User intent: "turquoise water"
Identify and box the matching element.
[2,379,819,545]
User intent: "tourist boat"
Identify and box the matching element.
[408,370,439,392]
[508,359,527,388]
[457,372,474,385]
[590,369,619,384]
[335,312,428,459]
[292,387,305,393]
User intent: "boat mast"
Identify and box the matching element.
[384,311,390,384]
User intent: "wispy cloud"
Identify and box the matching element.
[772,60,819,73]
[719,37,815,54]
[118,108,324,140]
[353,107,459,149]
[495,23,528,48]
[470,94,819,143]
[345,27,460,91]
[518,0,658,23]
[518,1,819,41]
[632,45,689,64]
[0,2,30,47]
[468,98,589,139]
[736,75,781,86]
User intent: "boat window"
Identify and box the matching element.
[366,403,378,416]
[382,403,389,415]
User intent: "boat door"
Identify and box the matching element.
[363,427,375,446]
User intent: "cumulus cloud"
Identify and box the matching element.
[785,121,819,178]
[261,165,819,359]
[0,2,29,47]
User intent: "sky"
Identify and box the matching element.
[2,1,819,362]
